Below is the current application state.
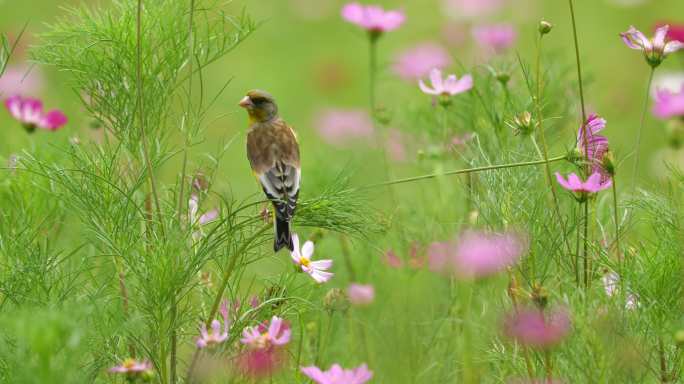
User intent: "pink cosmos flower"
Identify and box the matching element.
[290,234,334,283]
[452,231,526,278]
[577,114,611,182]
[427,241,452,272]
[341,3,405,35]
[392,42,452,81]
[347,283,375,306]
[621,25,684,67]
[240,316,291,349]
[653,85,684,119]
[188,194,219,242]
[602,271,619,297]
[383,249,403,268]
[109,359,154,378]
[419,68,473,97]
[4,95,68,132]
[504,307,571,349]
[196,300,230,349]
[555,172,612,195]
[442,0,504,20]
[0,65,44,96]
[301,363,373,384]
[236,348,286,379]
[315,109,374,146]
[472,24,518,53]
[655,22,684,44]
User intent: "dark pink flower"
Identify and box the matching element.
[315,109,374,146]
[392,42,452,81]
[452,231,526,278]
[4,95,68,132]
[653,85,684,119]
[236,348,286,379]
[555,172,612,194]
[504,307,571,349]
[341,3,405,35]
[301,363,373,384]
[472,24,518,53]
[347,283,375,306]
[577,113,611,182]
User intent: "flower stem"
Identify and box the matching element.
[583,199,589,289]
[611,177,622,271]
[567,0,587,123]
[136,0,165,237]
[534,31,573,263]
[359,155,567,190]
[631,67,655,192]
[544,350,554,383]
[185,223,270,382]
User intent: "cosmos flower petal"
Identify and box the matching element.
[301,240,315,259]
[309,259,333,270]
[653,24,669,48]
[429,68,444,92]
[664,40,684,55]
[419,79,439,95]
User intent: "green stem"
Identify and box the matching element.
[611,178,622,272]
[568,0,587,124]
[359,155,567,190]
[631,67,655,191]
[583,200,589,289]
[534,33,573,260]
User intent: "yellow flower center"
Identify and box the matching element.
[122,359,136,369]
[300,257,310,267]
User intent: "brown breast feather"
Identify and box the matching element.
[247,118,300,175]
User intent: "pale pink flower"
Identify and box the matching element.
[602,272,619,297]
[442,0,504,20]
[555,172,612,195]
[0,65,44,96]
[472,24,518,53]
[341,3,405,34]
[347,283,375,306]
[655,22,684,43]
[653,85,684,119]
[4,95,67,132]
[109,359,154,378]
[621,25,684,67]
[383,249,403,268]
[386,129,408,162]
[419,68,473,96]
[392,42,452,81]
[290,234,334,283]
[625,293,639,310]
[504,307,571,349]
[196,300,230,348]
[301,363,373,384]
[240,316,291,349]
[315,109,374,146]
[188,194,219,242]
[452,231,526,278]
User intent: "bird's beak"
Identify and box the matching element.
[238,96,253,108]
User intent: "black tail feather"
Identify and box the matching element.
[274,217,293,252]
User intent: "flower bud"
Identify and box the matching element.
[191,172,209,194]
[539,20,553,35]
[601,151,616,176]
[495,71,511,86]
[511,111,534,136]
[323,288,349,314]
[675,330,684,347]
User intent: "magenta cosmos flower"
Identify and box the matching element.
[452,230,526,278]
[555,172,612,196]
[472,24,518,53]
[341,2,405,36]
[109,359,154,378]
[315,109,374,146]
[621,25,684,67]
[4,95,68,132]
[347,283,375,306]
[392,42,452,81]
[290,234,334,283]
[196,299,230,349]
[504,307,571,349]
[419,68,473,97]
[653,85,684,119]
[240,316,291,349]
[301,363,373,384]
[577,113,611,182]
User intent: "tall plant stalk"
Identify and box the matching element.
[533,28,573,265]
[136,0,165,237]
[631,67,655,192]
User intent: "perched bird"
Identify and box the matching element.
[239,90,301,252]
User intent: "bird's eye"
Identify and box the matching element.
[251,97,265,105]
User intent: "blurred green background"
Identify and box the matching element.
[2,0,683,197]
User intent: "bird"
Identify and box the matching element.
[239,90,301,252]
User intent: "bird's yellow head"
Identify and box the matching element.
[239,90,279,123]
